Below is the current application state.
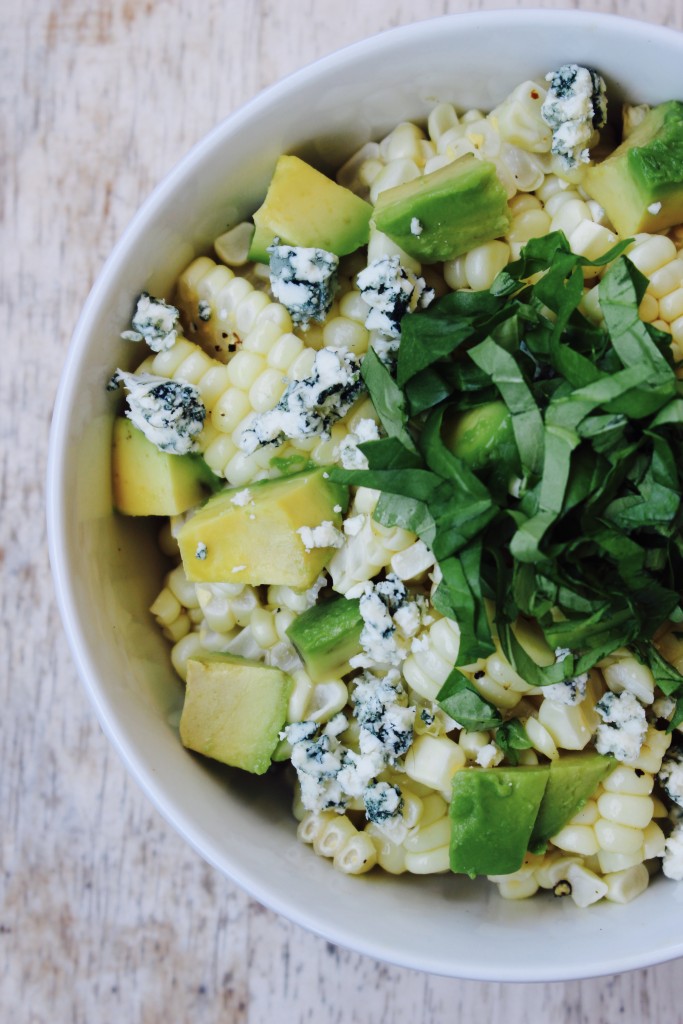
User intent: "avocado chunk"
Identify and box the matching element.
[177,468,348,588]
[583,101,683,236]
[248,155,373,263]
[443,401,518,473]
[372,155,511,263]
[529,751,615,854]
[180,654,293,774]
[286,597,363,682]
[112,417,216,516]
[449,765,549,877]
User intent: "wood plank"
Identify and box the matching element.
[2,0,682,1020]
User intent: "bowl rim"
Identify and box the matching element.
[47,7,683,981]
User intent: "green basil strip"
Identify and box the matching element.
[600,256,675,377]
[468,335,545,480]
[361,348,418,453]
[495,719,533,765]
[433,547,495,664]
[373,492,436,549]
[436,668,502,731]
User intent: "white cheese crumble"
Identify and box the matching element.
[594,690,647,763]
[541,64,607,169]
[268,243,339,327]
[410,217,423,236]
[232,565,246,573]
[297,521,344,551]
[653,696,676,725]
[393,601,421,639]
[230,488,252,506]
[342,513,365,536]
[648,201,662,215]
[120,292,180,352]
[303,573,328,608]
[662,823,683,881]
[356,255,432,340]
[239,348,363,454]
[476,742,501,769]
[108,369,205,455]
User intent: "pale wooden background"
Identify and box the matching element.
[4,0,683,1020]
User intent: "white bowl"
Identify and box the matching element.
[47,9,683,981]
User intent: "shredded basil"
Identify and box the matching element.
[495,720,533,766]
[331,232,683,684]
[436,668,502,731]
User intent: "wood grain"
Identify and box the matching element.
[3,0,683,1020]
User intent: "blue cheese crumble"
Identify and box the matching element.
[285,668,415,815]
[352,668,415,762]
[268,243,339,327]
[109,369,205,454]
[336,418,380,470]
[541,64,607,169]
[356,255,434,340]
[659,747,683,808]
[287,715,349,812]
[349,574,409,669]
[120,292,180,352]
[239,348,363,454]
[594,690,647,763]
[544,647,588,705]
[195,542,208,560]
[198,299,212,322]
[363,780,404,825]
[285,714,384,814]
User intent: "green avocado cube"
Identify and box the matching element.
[583,100,683,236]
[372,154,511,263]
[112,417,214,516]
[443,400,519,472]
[248,155,373,262]
[286,597,363,682]
[449,765,549,877]
[177,468,348,588]
[180,654,293,774]
[529,752,615,854]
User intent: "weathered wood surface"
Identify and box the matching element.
[3,0,683,1020]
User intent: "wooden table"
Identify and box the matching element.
[5,0,683,1019]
